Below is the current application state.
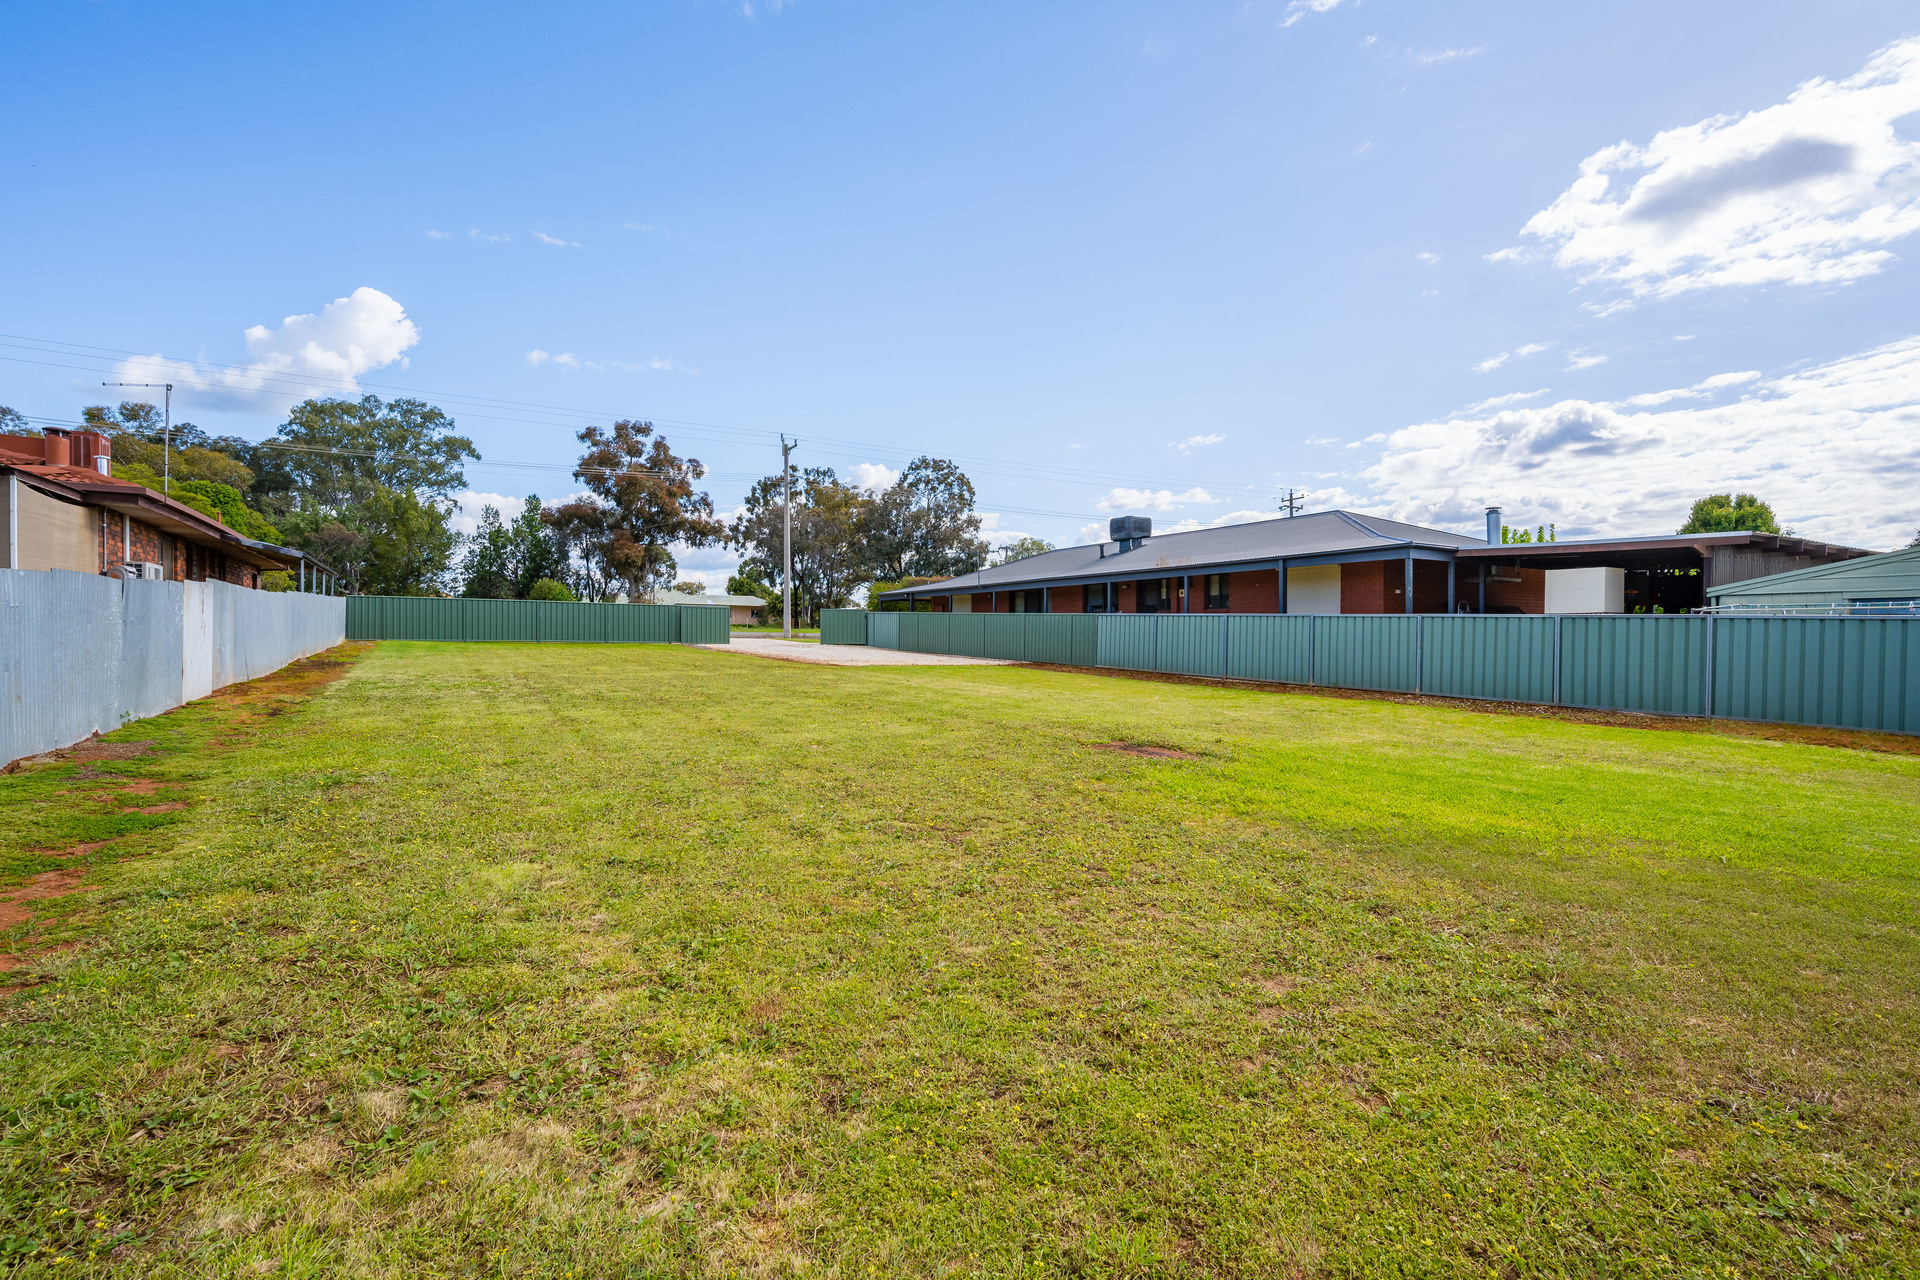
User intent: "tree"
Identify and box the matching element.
[456,496,567,599]
[1679,493,1782,535]
[0,406,26,432]
[728,568,780,616]
[528,578,577,601]
[729,466,871,624]
[671,581,707,596]
[545,421,721,601]
[992,536,1054,565]
[861,457,988,580]
[250,395,477,594]
[87,403,258,491]
[1501,523,1556,544]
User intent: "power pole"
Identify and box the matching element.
[780,435,796,639]
[102,381,173,492]
[1279,488,1305,518]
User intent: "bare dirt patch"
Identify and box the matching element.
[1094,742,1201,760]
[119,802,189,815]
[4,738,156,775]
[0,869,99,930]
[36,840,120,860]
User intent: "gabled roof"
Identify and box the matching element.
[878,510,1482,598]
[1704,544,1920,600]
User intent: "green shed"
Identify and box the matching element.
[1705,545,1920,611]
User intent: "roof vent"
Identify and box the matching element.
[1109,515,1151,550]
[1485,506,1502,547]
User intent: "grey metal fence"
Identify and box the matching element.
[2,570,348,764]
[818,607,1919,734]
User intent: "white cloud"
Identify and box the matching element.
[110,287,420,410]
[1171,433,1226,454]
[623,222,655,232]
[1095,487,1218,512]
[1463,388,1550,413]
[450,491,526,538]
[1416,251,1442,264]
[533,231,583,248]
[1305,435,1341,445]
[1280,0,1354,28]
[1506,37,1920,299]
[1620,369,1761,407]
[1414,46,1482,65]
[1475,343,1551,373]
[1565,350,1609,370]
[1353,334,1920,547]
[470,229,510,243]
[525,349,689,373]
[426,229,450,240]
[850,462,899,491]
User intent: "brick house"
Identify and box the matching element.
[2,427,302,588]
[876,509,1874,616]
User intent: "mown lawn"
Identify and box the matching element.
[2,641,1917,1278]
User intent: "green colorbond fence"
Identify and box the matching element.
[824,606,1918,734]
[820,610,868,645]
[347,596,727,645]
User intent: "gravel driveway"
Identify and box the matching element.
[698,638,1013,666]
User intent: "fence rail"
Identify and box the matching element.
[345,596,728,645]
[820,608,1919,734]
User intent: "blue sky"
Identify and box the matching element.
[5,0,1918,582]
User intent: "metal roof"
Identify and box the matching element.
[1456,530,1873,569]
[878,510,1482,598]
[1704,544,1920,604]
[0,454,303,571]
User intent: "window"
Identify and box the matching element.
[1084,583,1109,613]
[1010,589,1045,613]
[1138,580,1169,613]
[1205,573,1229,610]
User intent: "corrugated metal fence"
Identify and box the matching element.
[821,609,1919,734]
[2,569,347,764]
[345,595,729,645]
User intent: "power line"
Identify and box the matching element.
[0,331,1290,500]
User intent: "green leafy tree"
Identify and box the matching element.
[546,421,720,601]
[1678,493,1782,535]
[88,403,258,491]
[861,457,988,580]
[528,578,577,601]
[729,466,872,625]
[250,395,477,595]
[0,406,26,432]
[457,496,566,599]
[992,536,1054,565]
[671,581,707,596]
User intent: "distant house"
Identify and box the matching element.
[2,427,305,588]
[875,510,1875,616]
[653,592,768,625]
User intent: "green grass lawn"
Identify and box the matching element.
[2,641,1917,1278]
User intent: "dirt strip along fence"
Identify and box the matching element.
[825,609,1920,735]
[3,568,347,764]
[346,595,730,646]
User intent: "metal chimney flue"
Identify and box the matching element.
[1485,506,1502,546]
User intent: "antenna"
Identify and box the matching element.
[102,381,173,493]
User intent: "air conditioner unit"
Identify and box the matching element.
[135,562,165,581]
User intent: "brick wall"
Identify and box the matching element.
[1464,566,1546,614]
[1341,561,1394,613]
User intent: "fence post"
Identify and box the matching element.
[1703,614,1715,718]
[1151,614,1159,672]
[1414,615,1423,695]
[1552,616,1562,705]
[1222,614,1230,679]
[1308,616,1318,687]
